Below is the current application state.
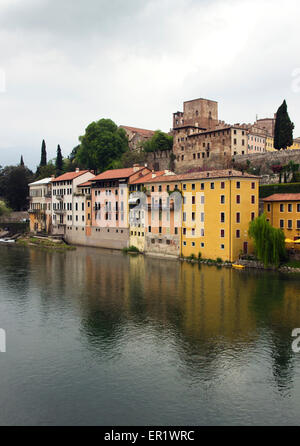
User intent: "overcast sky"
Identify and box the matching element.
[0,0,299,169]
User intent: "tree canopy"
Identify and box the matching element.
[0,165,34,211]
[0,200,11,217]
[56,145,63,175]
[274,100,294,150]
[248,213,286,266]
[142,130,173,153]
[75,119,129,173]
[40,140,47,167]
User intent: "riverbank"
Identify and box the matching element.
[16,236,76,252]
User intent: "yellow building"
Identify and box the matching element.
[263,193,300,241]
[266,136,276,152]
[180,170,259,262]
[287,139,300,150]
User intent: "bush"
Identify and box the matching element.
[216,258,223,264]
[122,245,140,254]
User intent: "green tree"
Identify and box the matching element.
[119,150,147,168]
[20,155,24,166]
[274,100,294,150]
[56,145,63,175]
[35,161,56,180]
[0,200,11,217]
[0,165,34,211]
[40,140,47,166]
[248,214,286,267]
[75,119,129,173]
[142,130,173,153]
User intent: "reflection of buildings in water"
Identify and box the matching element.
[23,247,300,388]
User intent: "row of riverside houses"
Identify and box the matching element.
[28,165,262,262]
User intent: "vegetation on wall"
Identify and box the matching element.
[248,214,286,267]
[142,130,173,153]
[260,182,300,198]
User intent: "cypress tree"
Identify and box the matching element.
[56,145,63,175]
[40,140,47,166]
[274,100,294,150]
[20,155,24,166]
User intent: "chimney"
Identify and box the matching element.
[133,164,140,173]
[51,175,55,179]
[144,163,148,167]
[75,168,80,173]
[152,173,156,178]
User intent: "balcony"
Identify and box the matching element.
[54,209,66,214]
[55,194,64,201]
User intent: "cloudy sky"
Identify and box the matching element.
[0,0,299,169]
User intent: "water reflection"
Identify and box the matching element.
[1,245,300,424]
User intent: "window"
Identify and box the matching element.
[236,212,240,223]
[183,241,187,246]
[159,185,162,192]
[201,243,205,248]
[297,204,300,213]
[183,212,186,222]
[183,184,187,190]
[221,229,225,238]
[297,220,300,229]
[236,182,240,189]
[251,212,255,221]
[288,220,293,229]
[192,242,195,247]
[221,244,225,250]
[201,183,204,190]
[280,204,284,212]
[148,226,151,232]
[192,212,195,221]
[251,182,255,189]
[210,183,215,190]
[201,213,204,222]
[236,195,240,204]
[201,229,205,237]
[192,184,195,191]
[280,219,284,228]
[288,204,293,212]
[192,196,196,205]
[236,230,240,238]
[251,196,255,204]
[221,182,225,189]
[159,227,162,234]
[221,195,225,204]
[175,227,178,235]
[192,229,195,236]
[267,204,271,212]
[220,212,225,223]
[201,196,205,204]
[183,228,187,235]
[152,186,155,192]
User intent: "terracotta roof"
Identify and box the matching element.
[130,171,166,184]
[141,169,259,184]
[263,193,300,202]
[92,167,148,181]
[120,126,155,137]
[53,170,90,182]
[78,181,93,187]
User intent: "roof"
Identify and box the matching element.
[263,193,300,202]
[141,169,259,184]
[29,177,52,186]
[92,167,148,181]
[53,170,90,182]
[120,126,155,137]
[78,181,93,187]
[130,171,166,184]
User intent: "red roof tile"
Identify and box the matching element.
[141,169,259,184]
[78,181,93,187]
[120,126,155,137]
[53,170,90,182]
[263,193,300,202]
[130,171,166,184]
[92,167,148,181]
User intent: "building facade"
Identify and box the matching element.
[263,193,300,240]
[28,178,52,234]
[51,169,95,236]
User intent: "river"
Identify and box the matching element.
[0,245,300,426]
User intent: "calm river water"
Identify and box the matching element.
[0,245,300,426]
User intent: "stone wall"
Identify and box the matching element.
[232,149,300,175]
[145,233,180,258]
[145,150,173,171]
[65,226,130,250]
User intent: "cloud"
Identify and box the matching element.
[0,0,299,169]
